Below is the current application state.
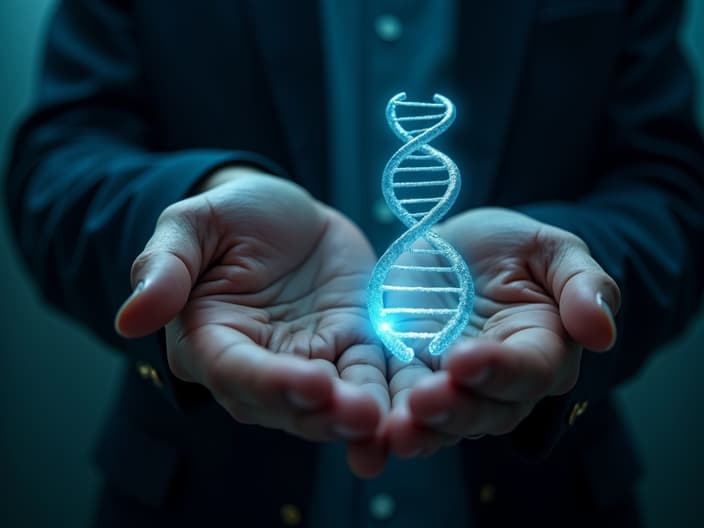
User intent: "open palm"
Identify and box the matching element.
[383,208,619,457]
[116,173,389,453]
[117,179,618,476]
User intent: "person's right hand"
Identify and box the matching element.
[115,168,389,474]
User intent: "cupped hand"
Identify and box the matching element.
[382,207,620,458]
[115,169,390,476]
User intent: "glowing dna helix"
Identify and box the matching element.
[368,92,474,362]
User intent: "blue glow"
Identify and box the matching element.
[368,93,474,362]
[379,321,393,333]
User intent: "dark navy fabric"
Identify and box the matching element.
[317,2,471,526]
[4,0,704,526]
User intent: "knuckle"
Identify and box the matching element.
[563,231,589,253]
[153,200,205,246]
[129,250,155,281]
[158,199,194,222]
[544,224,588,253]
[536,225,590,267]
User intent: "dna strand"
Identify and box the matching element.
[368,92,474,362]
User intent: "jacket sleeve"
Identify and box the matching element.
[3,0,284,407]
[509,0,704,458]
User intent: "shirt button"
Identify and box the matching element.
[135,361,163,389]
[279,503,302,526]
[369,492,396,520]
[373,199,395,224]
[375,14,403,42]
[568,400,589,426]
[479,484,496,504]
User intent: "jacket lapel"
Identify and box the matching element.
[245,0,328,200]
[454,0,536,207]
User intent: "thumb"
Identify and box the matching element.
[115,211,204,338]
[548,234,621,352]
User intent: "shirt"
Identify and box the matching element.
[323,0,461,254]
[312,1,472,527]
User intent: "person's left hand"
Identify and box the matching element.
[372,207,620,459]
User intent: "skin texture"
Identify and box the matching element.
[115,169,620,478]
[378,208,619,463]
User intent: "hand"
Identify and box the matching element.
[115,168,389,475]
[382,207,620,457]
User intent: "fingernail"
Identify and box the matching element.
[597,292,617,349]
[120,281,145,307]
[331,425,368,440]
[421,411,449,427]
[286,390,322,411]
[115,281,145,336]
[130,280,145,298]
[596,292,616,327]
[464,367,491,388]
[596,292,614,315]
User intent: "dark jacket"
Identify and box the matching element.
[5,0,704,526]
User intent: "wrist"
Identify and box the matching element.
[192,164,273,195]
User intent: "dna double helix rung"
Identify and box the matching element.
[368,92,474,362]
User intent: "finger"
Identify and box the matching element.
[445,338,581,401]
[220,380,382,443]
[174,325,335,409]
[324,379,384,439]
[387,357,434,406]
[385,360,460,457]
[560,270,619,351]
[385,406,460,458]
[346,437,389,479]
[284,354,385,440]
[408,372,534,437]
[542,231,621,351]
[336,343,390,414]
[115,205,204,337]
[173,325,386,441]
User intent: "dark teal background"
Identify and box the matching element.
[0,1,702,526]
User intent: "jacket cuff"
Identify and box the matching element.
[506,352,611,461]
[505,202,620,459]
[116,149,286,411]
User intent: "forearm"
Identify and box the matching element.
[6,129,278,346]
[4,0,285,354]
